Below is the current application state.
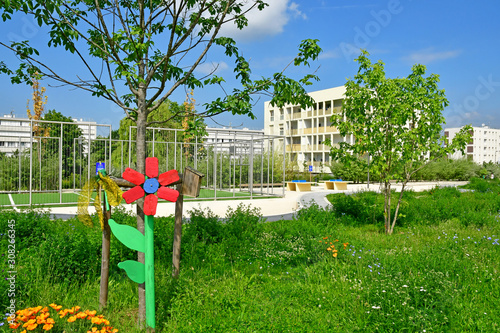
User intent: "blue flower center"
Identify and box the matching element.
[143,178,159,194]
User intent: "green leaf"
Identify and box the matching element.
[109,219,145,253]
[118,260,145,284]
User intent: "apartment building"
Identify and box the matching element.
[264,86,353,172]
[0,114,98,155]
[445,124,500,164]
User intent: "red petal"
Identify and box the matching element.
[122,186,145,204]
[123,168,145,185]
[157,187,179,202]
[145,157,159,178]
[144,194,158,216]
[158,170,180,186]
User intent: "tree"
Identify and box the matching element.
[42,110,83,179]
[26,73,50,138]
[1,1,322,326]
[328,51,471,235]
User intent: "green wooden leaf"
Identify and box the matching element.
[109,219,145,253]
[118,260,145,284]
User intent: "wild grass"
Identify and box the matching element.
[1,179,499,332]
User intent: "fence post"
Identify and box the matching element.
[18,136,21,193]
[213,131,217,200]
[59,123,63,204]
[29,120,33,205]
[249,134,253,200]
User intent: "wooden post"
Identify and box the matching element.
[99,186,111,310]
[172,181,183,278]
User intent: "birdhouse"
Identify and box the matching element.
[182,166,204,198]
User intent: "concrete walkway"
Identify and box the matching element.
[47,181,467,221]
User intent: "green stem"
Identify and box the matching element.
[145,214,155,329]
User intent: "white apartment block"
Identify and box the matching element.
[445,124,500,164]
[264,86,353,172]
[0,114,98,155]
[205,127,268,155]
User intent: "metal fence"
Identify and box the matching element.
[0,119,285,207]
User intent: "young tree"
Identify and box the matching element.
[329,51,471,235]
[1,1,321,325]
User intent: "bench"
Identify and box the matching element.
[286,180,314,192]
[324,179,349,191]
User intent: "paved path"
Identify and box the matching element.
[47,181,467,221]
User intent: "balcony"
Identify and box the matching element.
[303,128,313,134]
[313,144,325,150]
[318,109,324,116]
[285,144,302,152]
[324,126,337,133]
[292,113,301,120]
[287,129,299,136]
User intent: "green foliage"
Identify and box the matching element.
[328,50,472,234]
[2,185,500,331]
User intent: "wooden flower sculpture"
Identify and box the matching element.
[121,157,180,214]
[109,157,179,329]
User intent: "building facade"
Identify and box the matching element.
[264,86,353,172]
[0,114,98,155]
[445,124,500,164]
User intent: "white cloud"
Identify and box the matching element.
[195,61,229,75]
[219,0,307,42]
[318,49,341,60]
[289,2,307,20]
[404,48,462,64]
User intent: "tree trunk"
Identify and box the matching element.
[390,182,407,234]
[99,186,111,310]
[172,181,184,278]
[135,109,147,327]
[384,182,392,234]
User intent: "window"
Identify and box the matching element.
[270,110,274,121]
[280,110,284,120]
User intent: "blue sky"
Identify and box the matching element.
[1,0,499,131]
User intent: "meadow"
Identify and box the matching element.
[1,178,499,332]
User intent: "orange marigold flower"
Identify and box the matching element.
[26,322,38,331]
[23,319,36,327]
[59,309,68,318]
[67,315,77,323]
[88,327,98,333]
[85,310,97,317]
[41,307,49,313]
[49,304,62,311]
[77,312,88,319]
[46,318,55,324]
[343,242,349,249]
[9,322,21,329]
[333,252,338,258]
[323,237,328,239]
[334,239,339,242]
[43,323,54,331]
[326,247,331,251]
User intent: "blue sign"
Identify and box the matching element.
[96,162,105,175]
[309,165,313,172]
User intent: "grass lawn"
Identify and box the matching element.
[1,179,499,332]
[0,187,260,209]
